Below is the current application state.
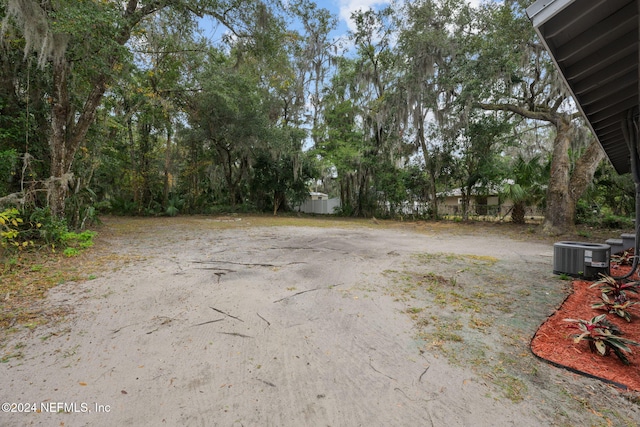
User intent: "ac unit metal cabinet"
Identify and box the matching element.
[553,241,610,280]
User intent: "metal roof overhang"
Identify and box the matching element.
[526,0,639,174]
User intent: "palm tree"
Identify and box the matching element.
[502,155,547,224]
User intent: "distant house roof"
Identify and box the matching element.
[527,0,639,174]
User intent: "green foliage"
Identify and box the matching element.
[63,247,80,257]
[0,208,35,251]
[250,148,317,214]
[28,207,68,245]
[0,149,18,195]
[564,314,640,365]
[611,249,634,266]
[374,163,406,217]
[577,201,634,229]
[61,230,96,248]
[447,113,513,221]
[0,0,625,229]
[332,204,355,217]
[581,163,635,218]
[501,155,547,224]
[577,162,635,228]
[59,230,96,257]
[0,206,97,257]
[109,197,138,216]
[589,275,639,299]
[591,293,637,323]
[66,186,101,229]
[601,213,634,229]
[183,52,281,210]
[206,203,258,215]
[165,194,184,217]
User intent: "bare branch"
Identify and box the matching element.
[476,102,557,123]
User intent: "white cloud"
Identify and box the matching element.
[337,0,389,32]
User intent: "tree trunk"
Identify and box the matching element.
[542,120,605,234]
[461,188,471,221]
[15,1,166,218]
[429,176,438,219]
[48,60,72,217]
[417,116,432,219]
[512,201,526,224]
[48,57,109,218]
[419,126,439,220]
[163,124,173,209]
[273,193,283,216]
[569,138,605,209]
[222,147,237,207]
[477,105,604,235]
[357,167,370,217]
[543,118,573,235]
[127,115,139,207]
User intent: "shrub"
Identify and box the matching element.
[589,275,639,299]
[565,314,640,364]
[0,208,35,251]
[602,214,634,229]
[28,207,67,244]
[61,230,97,250]
[592,293,638,322]
[2,207,97,256]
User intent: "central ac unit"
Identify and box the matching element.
[553,241,610,280]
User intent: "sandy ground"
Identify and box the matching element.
[2,216,640,426]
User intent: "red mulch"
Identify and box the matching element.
[531,263,640,392]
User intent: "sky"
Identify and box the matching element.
[321,0,483,33]
[325,0,389,32]
[199,1,486,48]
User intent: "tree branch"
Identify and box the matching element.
[476,102,557,123]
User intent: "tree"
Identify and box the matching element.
[0,4,51,205]
[316,56,370,215]
[582,163,635,220]
[317,78,363,214]
[396,0,469,219]
[316,7,407,217]
[188,56,268,207]
[453,113,512,221]
[463,1,605,234]
[251,131,317,215]
[135,9,206,212]
[1,0,270,218]
[287,0,339,143]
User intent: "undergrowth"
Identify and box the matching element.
[1,207,99,330]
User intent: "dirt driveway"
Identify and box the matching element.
[2,216,639,426]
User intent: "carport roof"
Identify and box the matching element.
[526,0,638,174]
